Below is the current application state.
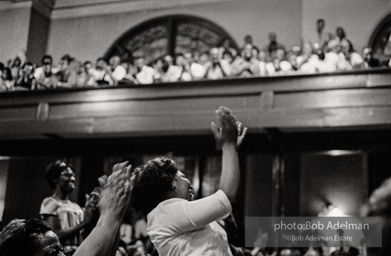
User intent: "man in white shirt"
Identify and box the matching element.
[92,58,115,86]
[109,56,127,82]
[134,56,156,84]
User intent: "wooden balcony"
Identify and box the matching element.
[0,68,390,140]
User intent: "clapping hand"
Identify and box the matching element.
[211,106,247,149]
[97,161,133,220]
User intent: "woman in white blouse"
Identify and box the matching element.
[131,106,247,256]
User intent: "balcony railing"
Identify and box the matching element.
[0,68,390,139]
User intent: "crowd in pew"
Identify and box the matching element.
[1,21,390,91]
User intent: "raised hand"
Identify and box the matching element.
[235,121,247,149]
[98,161,133,220]
[211,106,247,149]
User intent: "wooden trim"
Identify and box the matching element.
[1,68,389,107]
[0,69,390,139]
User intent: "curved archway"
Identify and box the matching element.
[104,15,238,64]
[368,13,391,62]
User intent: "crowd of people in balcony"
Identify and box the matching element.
[0,20,390,92]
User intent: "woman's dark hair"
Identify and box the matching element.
[0,218,52,256]
[44,160,74,189]
[336,26,346,39]
[222,50,233,58]
[11,57,21,68]
[131,157,179,215]
[2,68,13,81]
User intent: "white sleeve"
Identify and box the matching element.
[34,67,43,80]
[175,190,231,233]
[148,190,232,237]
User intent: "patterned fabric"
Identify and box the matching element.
[40,196,84,249]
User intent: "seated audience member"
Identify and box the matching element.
[0,67,14,91]
[159,54,182,83]
[275,48,292,73]
[173,53,193,81]
[323,40,340,72]
[184,51,206,80]
[257,50,269,76]
[231,53,256,77]
[205,47,232,79]
[0,162,133,256]
[151,58,165,83]
[198,51,210,68]
[316,18,333,51]
[10,56,22,79]
[134,56,156,84]
[40,160,98,256]
[340,39,364,69]
[241,35,253,51]
[242,44,260,75]
[109,56,127,83]
[122,62,139,84]
[265,32,285,60]
[219,39,238,60]
[16,50,28,67]
[222,50,234,65]
[362,47,380,68]
[163,54,174,67]
[14,62,35,90]
[335,26,348,45]
[298,43,320,73]
[221,50,237,77]
[287,51,299,71]
[75,61,96,87]
[92,57,115,86]
[55,54,73,87]
[35,55,58,89]
[335,44,353,71]
[131,106,247,256]
[72,61,91,87]
[240,35,259,58]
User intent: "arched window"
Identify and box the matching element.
[369,13,391,63]
[104,15,238,64]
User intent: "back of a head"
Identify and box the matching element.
[131,157,179,216]
[0,218,51,256]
